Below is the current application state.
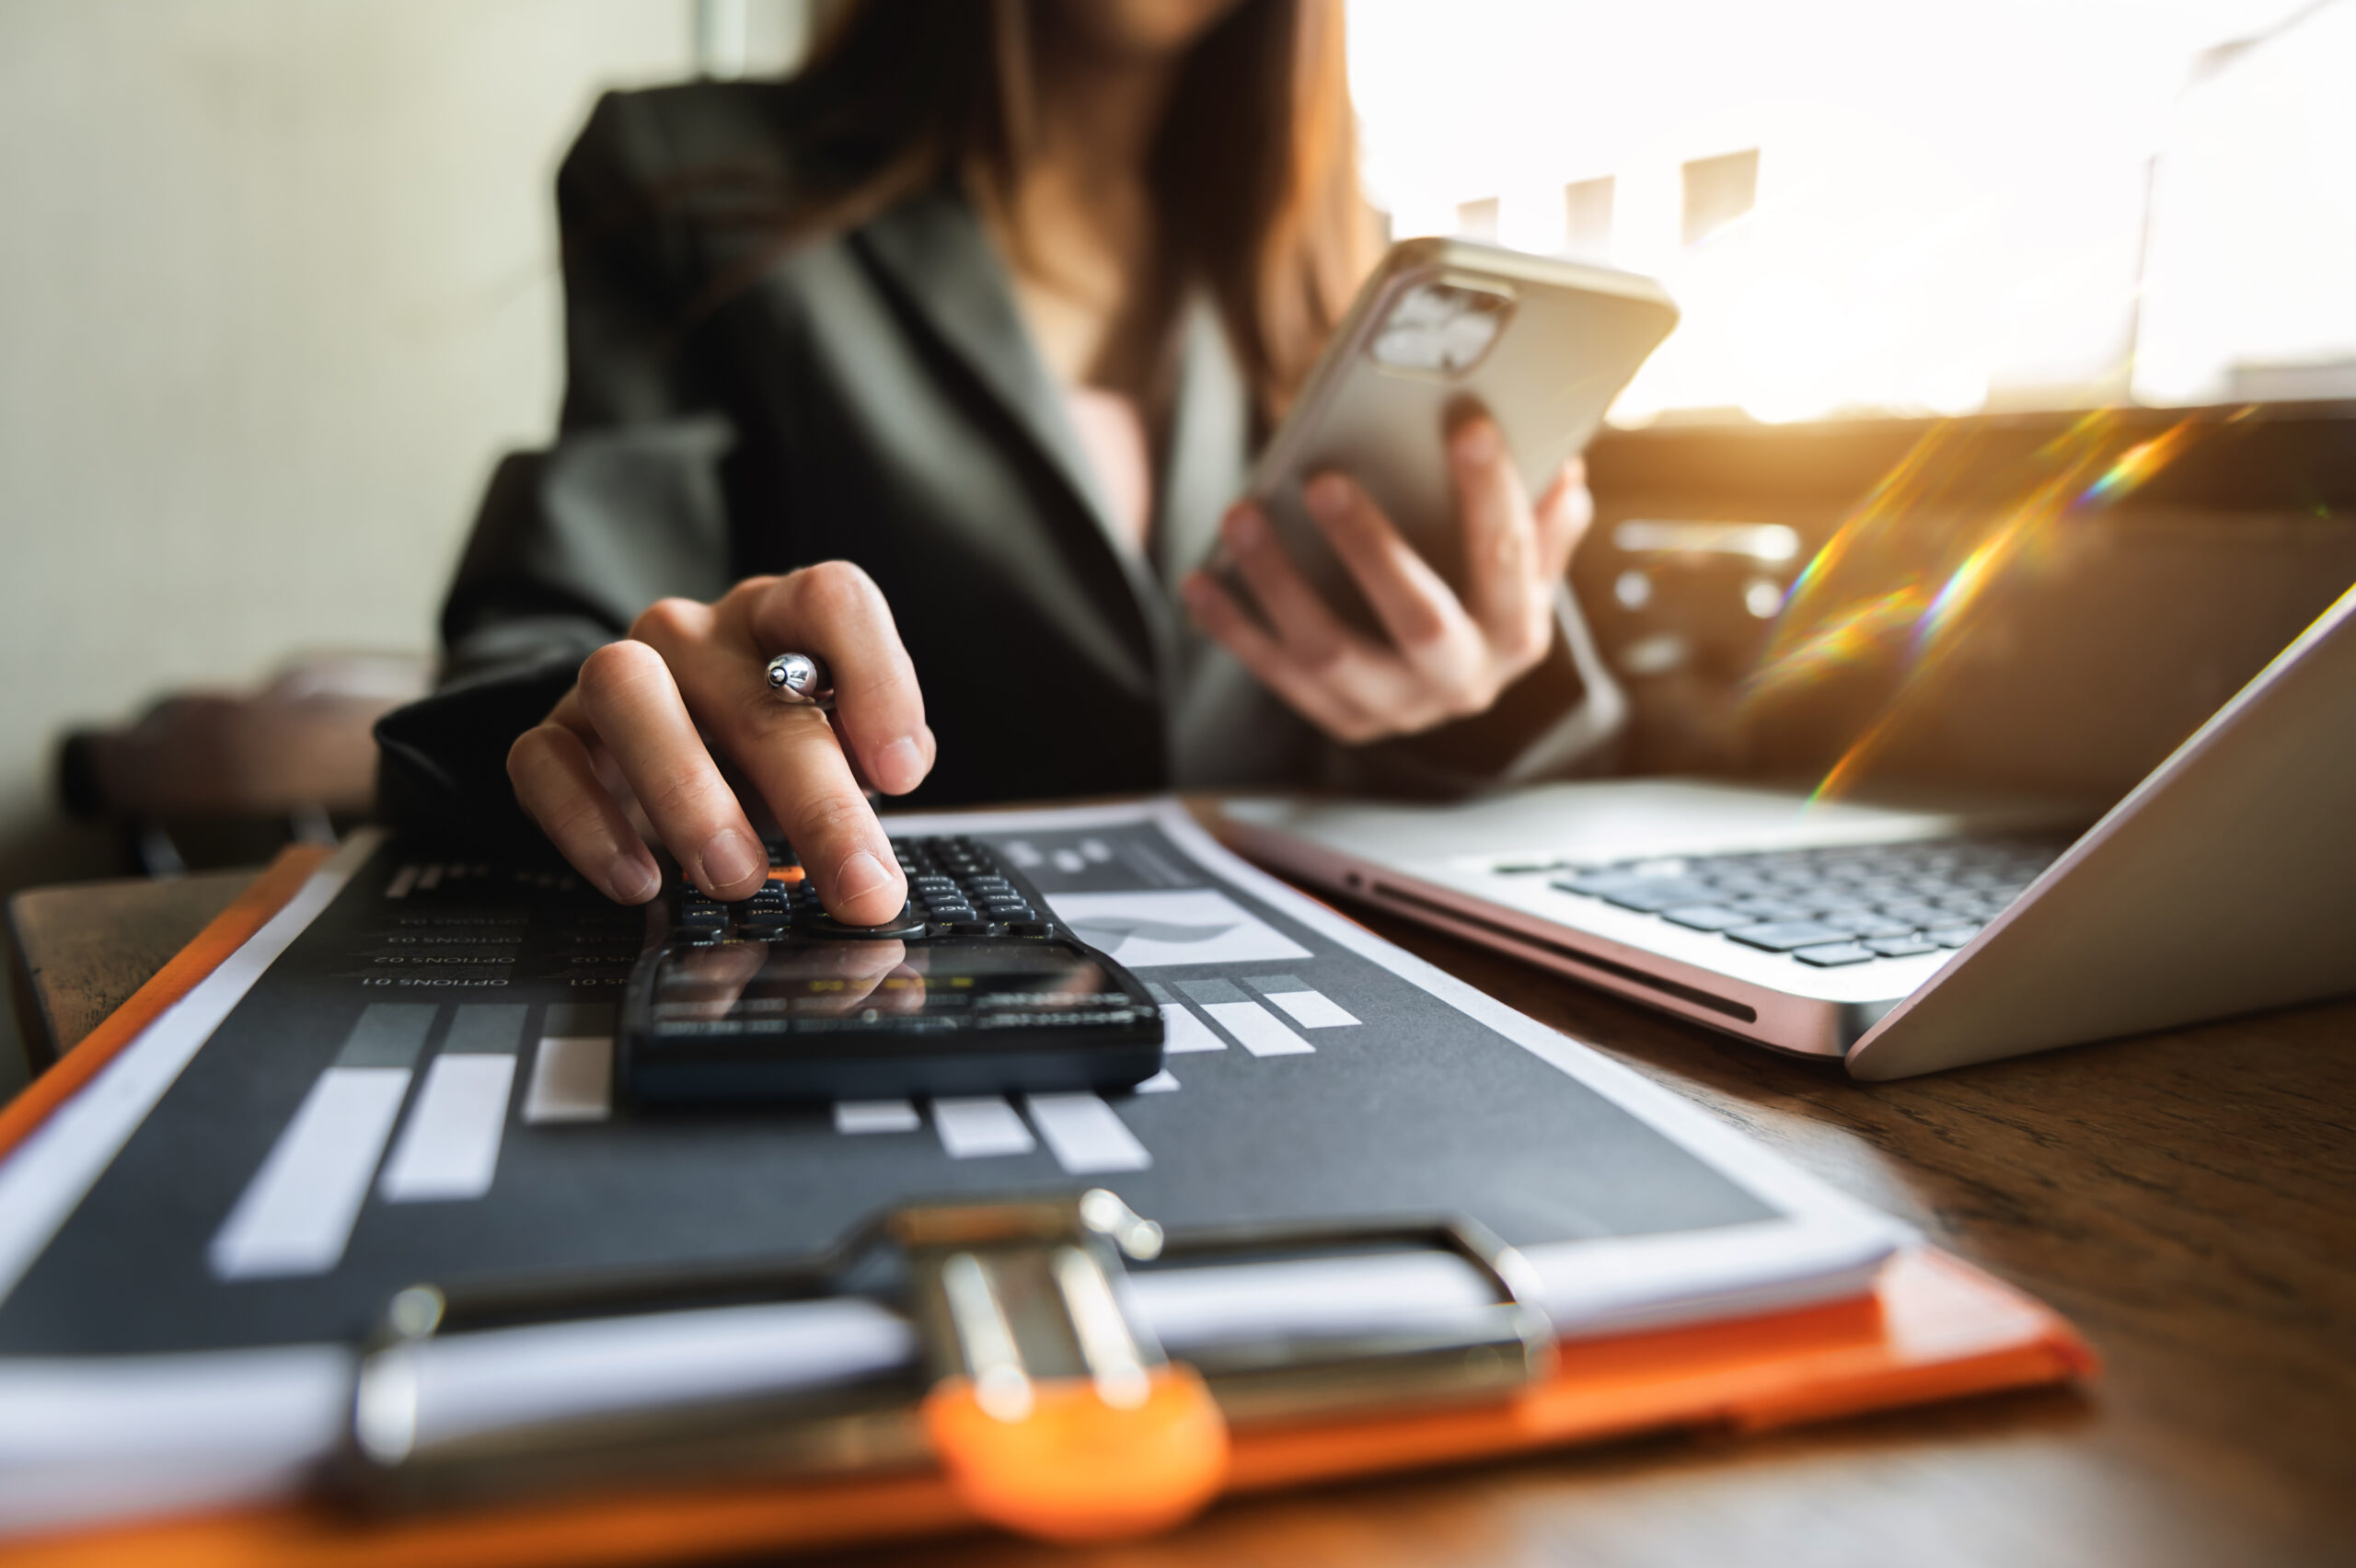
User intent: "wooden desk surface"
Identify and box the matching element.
[6,870,255,1070]
[8,867,2352,1566]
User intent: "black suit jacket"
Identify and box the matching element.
[376,79,1623,844]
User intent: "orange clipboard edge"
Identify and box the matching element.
[0,844,2097,1568]
[0,844,333,1163]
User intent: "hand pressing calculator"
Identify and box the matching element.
[618,835,1164,1106]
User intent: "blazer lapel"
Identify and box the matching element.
[851,188,1170,637]
[1155,295,1251,587]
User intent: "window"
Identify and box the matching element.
[1680,150,1757,248]
[1455,196,1501,242]
[1564,176,1614,263]
[1348,0,2356,421]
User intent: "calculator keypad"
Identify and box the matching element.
[676,836,1051,942]
[895,836,1047,934]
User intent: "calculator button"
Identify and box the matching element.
[803,905,928,939]
[1005,920,1054,938]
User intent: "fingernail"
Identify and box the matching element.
[1453,421,1500,465]
[1305,474,1350,521]
[699,829,762,891]
[1222,504,1266,549]
[836,848,895,905]
[875,734,926,793]
[606,855,659,905]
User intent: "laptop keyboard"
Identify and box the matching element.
[1530,836,2070,968]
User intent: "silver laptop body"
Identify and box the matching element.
[1218,583,2356,1079]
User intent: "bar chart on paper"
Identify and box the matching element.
[0,802,1796,1366]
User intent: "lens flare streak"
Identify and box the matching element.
[2077,421,2200,508]
[1740,586,1929,704]
[1734,413,2212,804]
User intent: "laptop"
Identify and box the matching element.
[1217,582,2356,1079]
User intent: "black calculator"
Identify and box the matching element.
[618,835,1165,1106]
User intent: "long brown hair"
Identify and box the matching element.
[784,0,1373,424]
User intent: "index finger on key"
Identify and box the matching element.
[631,595,908,928]
[569,637,771,902]
[746,563,934,798]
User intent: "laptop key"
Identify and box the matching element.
[1805,895,1876,917]
[1793,941,1876,967]
[1726,920,1854,951]
[1866,935,1941,957]
[1551,870,1661,897]
[1594,880,1720,912]
[1661,904,1752,932]
[1926,923,1982,947]
[1821,910,1915,937]
[1729,895,1815,921]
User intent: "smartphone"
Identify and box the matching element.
[618,833,1164,1106]
[1237,238,1678,634]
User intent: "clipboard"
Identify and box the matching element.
[0,842,2096,1564]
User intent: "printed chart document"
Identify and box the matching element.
[0,801,1905,1533]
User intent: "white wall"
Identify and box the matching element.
[0,1,806,1083]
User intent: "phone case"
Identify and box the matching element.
[1245,238,1678,633]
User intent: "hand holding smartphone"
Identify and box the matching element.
[1226,238,1678,636]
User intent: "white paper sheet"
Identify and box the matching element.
[0,801,1908,1538]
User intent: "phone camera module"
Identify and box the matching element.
[1369,281,1516,377]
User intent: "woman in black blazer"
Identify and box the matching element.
[376,0,1622,925]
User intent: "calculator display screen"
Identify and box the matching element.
[647,940,1142,1035]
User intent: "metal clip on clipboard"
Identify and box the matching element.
[344,1192,1556,1542]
